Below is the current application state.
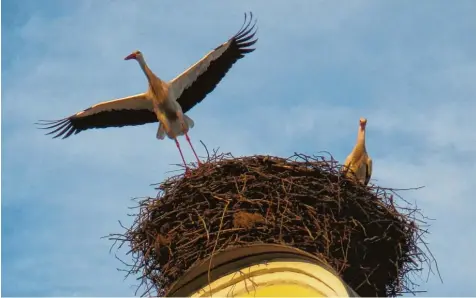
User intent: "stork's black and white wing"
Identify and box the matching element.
[169,12,258,114]
[37,93,156,139]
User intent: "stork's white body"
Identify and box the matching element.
[342,118,372,186]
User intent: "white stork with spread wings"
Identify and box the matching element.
[37,12,258,175]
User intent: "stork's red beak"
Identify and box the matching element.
[124,53,137,60]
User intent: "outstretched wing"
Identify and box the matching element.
[36,93,156,139]
[169,12,258,114]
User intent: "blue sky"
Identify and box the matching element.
[2,0,476,296]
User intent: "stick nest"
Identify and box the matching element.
[109,150,437,297]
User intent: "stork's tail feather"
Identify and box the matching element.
[157,123,166,140]
[183,114,194,130]
[157,114,195,140]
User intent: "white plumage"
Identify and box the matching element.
[342,117,373,186]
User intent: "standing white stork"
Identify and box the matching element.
[37,12,258,175]
[342,117,373,186]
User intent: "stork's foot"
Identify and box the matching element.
[184,167,192,178]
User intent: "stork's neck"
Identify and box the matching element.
[357,126,366,147]
[136,56,161,84]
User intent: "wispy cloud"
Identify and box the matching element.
[2,0,476,296]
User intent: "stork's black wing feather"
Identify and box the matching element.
[37,94,158,139]
[37,109,158,139]
[173,12,258,114]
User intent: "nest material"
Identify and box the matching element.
[109,151,436,297]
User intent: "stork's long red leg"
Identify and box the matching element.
[175,138,191,176]
[185,133,202,166]
[176,110,202,167]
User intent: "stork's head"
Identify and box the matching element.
[124,50,143,61]
[359,117,367,129]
